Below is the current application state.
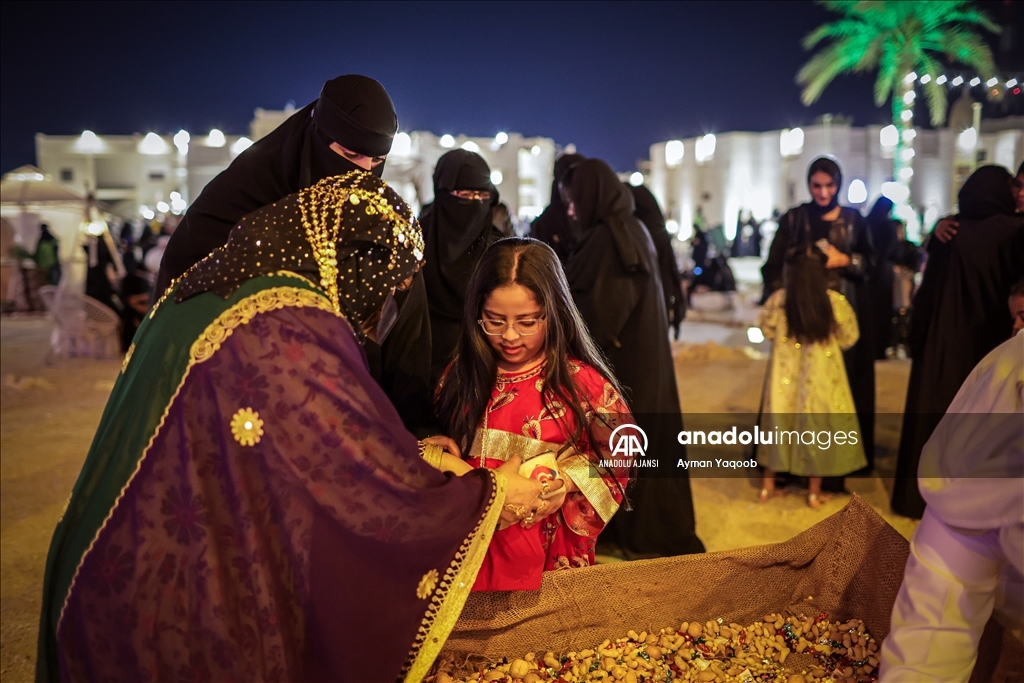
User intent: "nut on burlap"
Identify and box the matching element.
[438,496,1023,682]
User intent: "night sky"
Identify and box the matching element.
[1,1,1017,174]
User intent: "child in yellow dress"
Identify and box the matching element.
[757,248,867,507]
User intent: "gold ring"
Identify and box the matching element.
[504,504,526,518]
[536,500,548,513]
[522,514,535,525]
[540,480,550,495]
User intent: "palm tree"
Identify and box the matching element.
[797,0,999,202]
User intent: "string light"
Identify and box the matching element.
[952,76,964,86]
[986,77,998,87]
[936,75,947,85]
[969,77,981,86]
[919,74,932,84]
[1007,79,1018,88]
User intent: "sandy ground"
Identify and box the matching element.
[0,316,917,682]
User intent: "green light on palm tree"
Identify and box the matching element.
[798,0,1000,206]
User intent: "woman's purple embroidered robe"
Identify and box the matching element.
[37,273,505,683]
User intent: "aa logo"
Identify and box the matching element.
[609,424,648,458]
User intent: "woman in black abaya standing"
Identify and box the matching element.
[892,165,1024,519]
[864,197,897,360]
[421,149,504,383]
[530,153,585,263]
[562,158,704,558]
[154,74,434,434]
[761,157,876,480]
[630,183,687,339]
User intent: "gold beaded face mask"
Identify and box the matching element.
[176,171,423,332]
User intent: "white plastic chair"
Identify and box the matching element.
[38,285,121,359]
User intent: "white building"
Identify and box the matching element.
[34,109,558,225]
[644,104,1023,243]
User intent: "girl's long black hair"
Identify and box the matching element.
[435,237,625,463]
[783,247,837,344]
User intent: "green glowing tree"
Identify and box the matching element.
[797,0,999,199]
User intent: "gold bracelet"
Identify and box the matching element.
[419,442,443,470]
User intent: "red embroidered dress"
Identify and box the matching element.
[466,359,632,591]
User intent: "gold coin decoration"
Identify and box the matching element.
[230,407,264,447]
[416,568,439,600]
[298,172,424,314]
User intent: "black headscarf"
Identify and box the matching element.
[176,171,421,333]
[156,74,398,295]
[530,153,585,260]
[865,196,895,256]
[958,165,1016,220]
[564,158,651,274]
[421,149,500,321]
[806,156,842,218]
[313,75,397,158]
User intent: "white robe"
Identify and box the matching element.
[880,332,1024,682]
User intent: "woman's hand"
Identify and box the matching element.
[496,456,564,530]
[933,216,958,243]
[421,434,461,458]
[824,243,851,269]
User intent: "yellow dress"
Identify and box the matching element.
[756,289,867,477]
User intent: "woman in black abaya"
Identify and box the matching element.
[421,149,504,383]
[864,197,896,360]
[892,165,1024,519]
[530,153,585,263]
[630,183,687,339]
[155,74,434,434]
[761,158,876,480]
[562,158,704,558]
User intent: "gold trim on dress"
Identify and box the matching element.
[401,470,507,683]
[468,428,564,463]
[560,452,620,525]
[121,343,135,374]
[58,285,340,633]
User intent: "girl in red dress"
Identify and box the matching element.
[434,237,633,591]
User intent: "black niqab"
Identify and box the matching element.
[421,150,502,381]
[530,153,585,261]
[156,74,398,296]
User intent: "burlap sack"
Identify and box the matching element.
[440,496,1023,682]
